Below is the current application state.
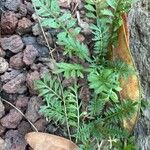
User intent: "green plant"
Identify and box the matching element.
[33,0,138,149]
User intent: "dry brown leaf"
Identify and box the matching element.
[113,13,141,132]
[25,132,78,150]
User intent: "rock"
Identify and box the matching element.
[5,50,14,58]
[0,57,9,74]
[23,45,38,65]
[0,125,5,136]
[9,52,25,69]
[34,119,48,132]
[25,96,42,123]
[0,100,5,118]
[0,35,24,53]
[22,36,37,45]
[5,130,27,150]
[0,137,6,150]
[0,0,6,17]
[22,36,49,57]
[18,121,32,136]
[32,23,42,36]
[1,109,23,128]
[39,66,49,78]
[37,32,53,47]
[26,71,40,94]
[34,44,49,57]
[5,0,22,11]
[0,48,6,57]
[18,4,27,17]
[15,95,29,109]
[25,2,34,15]
[1,69,21,83]
[0,11,18,34]
[17,17,33,35]
[2,73,26,94]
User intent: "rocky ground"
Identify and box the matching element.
[0,0,91,149]
[0,0,149,149]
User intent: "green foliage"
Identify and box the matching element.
[35,74,81,137]
[35,75,65,124]
[57,33,89,60]
[32,0,138,149]
[104,100,138,123]
[54,63,84,79]
[85,0,135,55]
[88,68,121,103]
[32,0,89,60]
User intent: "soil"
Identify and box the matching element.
[0,0,90,149]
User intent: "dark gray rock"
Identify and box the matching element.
[18,121,32,136]
[22,35,37,45]
[22,35,49,57]
[129,0,150,149]
[1,69,21,83]
[5,0,23,11]
[25,96,42,123]
[5,130,27,150]
[34,44,49,57]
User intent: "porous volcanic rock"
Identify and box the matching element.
[2,73,26,94]
[25,96,42,123]
[34,119,48,132]
[0,11,18,34]
[5,0,23,11]
[18,121,32,136]
[1,109,23,128]
[0,35,24,53]
[5,129,27,150]
[17,17,33,35]
[9,52,25,69]
[15,95,29,110]
[26,70,40,94]
[18,4,28,17]
[23,45,38,65]
[0,57,9,74]
[1,69,21,83]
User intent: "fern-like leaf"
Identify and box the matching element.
[55,63,84,79]
[104,100,138,123]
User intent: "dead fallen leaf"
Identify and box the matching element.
[25,132,78,150]
[113,13,141,132]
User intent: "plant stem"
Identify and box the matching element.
[58,77,72,140]
[74,79,80,143]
